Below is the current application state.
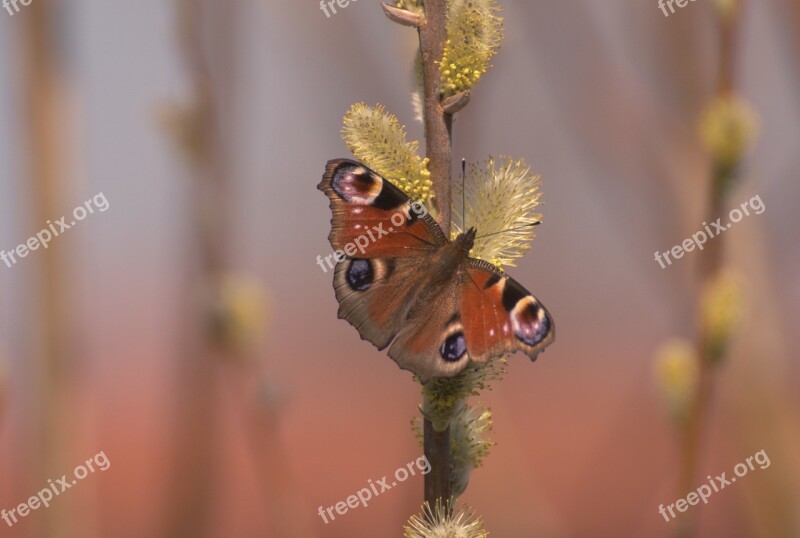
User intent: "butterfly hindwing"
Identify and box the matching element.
[385,261,554,382]
[387,279,470,382]
[318,159,446,258]
[461,259,555,364]
[333,255,429,351]
[334,253,472,382]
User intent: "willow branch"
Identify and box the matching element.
[416,0,455,514]
[419,0,453,235]
[21,4,72,536]
[162,1,236,536]
[675,4,746,536]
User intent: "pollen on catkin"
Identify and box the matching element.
[700,270,743,362]
[699,95,758,170]
[341,103,433,205]
[404,500,488,538]
[654,339,699,420]
[440,0,503,98]
[452,157,543,269]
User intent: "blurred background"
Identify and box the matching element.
[0,0,798,537]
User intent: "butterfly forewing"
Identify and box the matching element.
[318,159,446,258]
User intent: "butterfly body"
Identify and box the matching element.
[319,159,554,382]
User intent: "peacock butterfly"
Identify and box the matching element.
[318,159,555,382]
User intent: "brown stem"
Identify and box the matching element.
[418,0,453,235]
[674,354,716,538]
[423,415,452,511]
[0,373,5,429]
[21,3,72,536]
[674,4,746,536]
[417,0,456,514]
[162,1,237,536]
[716,4,740,96]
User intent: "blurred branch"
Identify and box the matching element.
[236,377,313,537]
[20,2,73,536]
[675,2,748,536]
[244,389,291,535]
[161,0,238,536]
[0,362,6,433]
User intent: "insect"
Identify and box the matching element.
[318,159,555,382]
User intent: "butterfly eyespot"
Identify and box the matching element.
[440,332,467,362]
[332,164,383,204]
[511,297,549,346]
[346,259,373,292]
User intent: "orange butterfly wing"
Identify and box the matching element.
[460,260,555,364]
[318,159,446,258]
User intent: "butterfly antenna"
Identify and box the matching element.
[475,221,541,240]
[461,158,466,231]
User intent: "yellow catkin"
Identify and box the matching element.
[452,157,542,269]
[654,339,699,415]
[341,103,433,204]
[701,271,743,348]
[440,0,503,98]
[699,95,758,168]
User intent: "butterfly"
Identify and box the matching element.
[318,159,555,382]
